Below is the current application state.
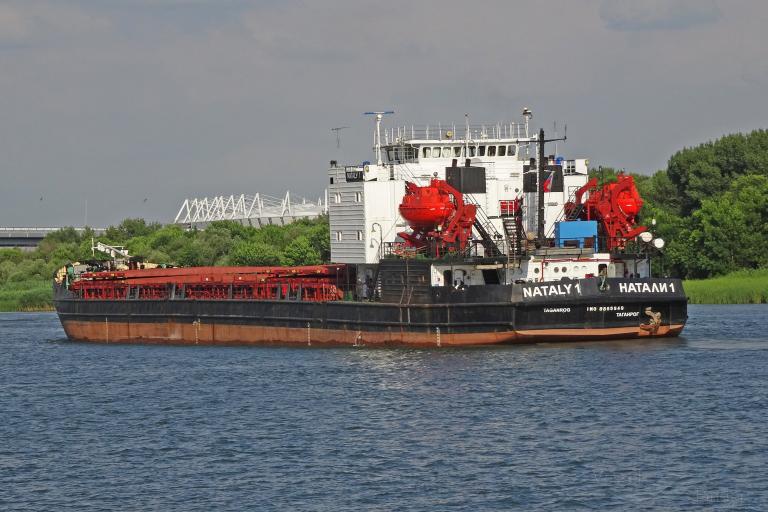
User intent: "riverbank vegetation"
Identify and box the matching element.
[684,269,768,304]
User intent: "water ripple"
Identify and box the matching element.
[1,305,767,511]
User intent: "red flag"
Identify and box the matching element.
[543,172,553,192]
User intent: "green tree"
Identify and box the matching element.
[229,240,283,266]
[670,174,768,278]
[282,236,321,266]
[0,249,25,264]
[588,166,621,186]
[251,224,287,248]
[104,218,161,241]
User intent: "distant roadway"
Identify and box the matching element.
[0,227,106,249]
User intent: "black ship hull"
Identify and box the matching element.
[54,277,687,347]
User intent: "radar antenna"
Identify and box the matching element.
[364,110,394,166]
[522,108,533,138]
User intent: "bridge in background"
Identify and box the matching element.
[0,227,106,249]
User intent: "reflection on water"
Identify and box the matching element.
[1,305,766,511]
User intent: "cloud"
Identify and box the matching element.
[0,1,110,46]
[600,0,721,31]
[0,0,766,226]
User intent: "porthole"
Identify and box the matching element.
[534,268,540,274]
[554,267,559,273]
[561,266,567,273]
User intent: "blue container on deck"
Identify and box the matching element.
[555,221,598,250]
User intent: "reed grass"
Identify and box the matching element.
[684,269,768,304]
[0,279,53,312]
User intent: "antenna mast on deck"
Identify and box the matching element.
[364,110,394,166]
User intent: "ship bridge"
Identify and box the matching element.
[379,122,535,165]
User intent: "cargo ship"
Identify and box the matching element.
[54,109,687,346]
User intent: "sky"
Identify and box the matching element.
[0,0,766,226]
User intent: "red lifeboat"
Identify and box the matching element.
[399,179,456,230]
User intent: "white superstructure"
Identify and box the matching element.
[328,110,590,266]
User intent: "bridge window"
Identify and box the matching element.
[333,193,341,203]
[335,231,342,241]
[355,192,362,202]
[468,146,476,157]
[423,147,431,158]
[432,147,441,158]
[498,145,506,157]
[357,231,363,241]
[488,146,497,157]
[478,145,486,157]
[442,147,451,158]
[508,145,516,156]
[453,146,461,157]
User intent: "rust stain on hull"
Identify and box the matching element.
[61,320,684,348]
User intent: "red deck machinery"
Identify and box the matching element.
[565,173,646,251]
[398,179,477,256]
[70,264,347,302]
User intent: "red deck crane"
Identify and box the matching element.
[565,173,647,251]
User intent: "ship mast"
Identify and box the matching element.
[536,128,567,244]
[537,128,546,243]
[364,110,394,166]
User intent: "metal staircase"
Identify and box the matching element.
[465,195,504,257]
[502,217,521,257]
[565,203,584,221]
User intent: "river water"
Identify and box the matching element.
[1,305,766,511]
